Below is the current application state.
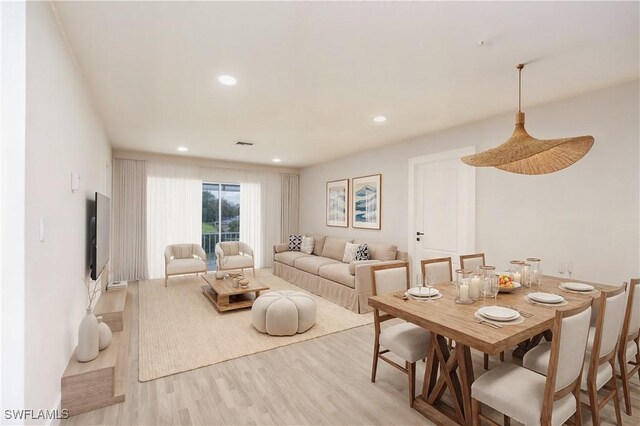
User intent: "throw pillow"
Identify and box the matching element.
[342,242,361,263]
[355,243,370,261]
[300,236,314,254]
[288,235,302,251]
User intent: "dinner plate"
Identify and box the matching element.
[498,282,522,293]
[527,292,564,304]
[477,306,520,321]
[407,287,440,298]
[561,282,594,292]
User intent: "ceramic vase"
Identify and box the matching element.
[77,308,99,362]
[215,270,225,279]
[98,317,112,351]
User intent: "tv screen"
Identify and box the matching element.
[91,192,111,280]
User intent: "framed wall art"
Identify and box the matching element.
[352,174,381,230]
[326,179,349,227]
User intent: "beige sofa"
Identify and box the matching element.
[273,235,408,313]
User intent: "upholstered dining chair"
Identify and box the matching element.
[472,302,592,426]
[459,252,485,273]
[617,278,640,416]
[523,285,627,426]
[370,263,430,407]
[420,257,452,285]
[215,241,255,277]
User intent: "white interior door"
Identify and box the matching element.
[409,147,475,276]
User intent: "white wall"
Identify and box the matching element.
[300,80,640,285]
[1,1,26,422]
[24,1,111,417]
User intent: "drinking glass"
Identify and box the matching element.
[521,263,531,289]
[566,262,573,278]
[527,258,542,289]
[558,262,567,277]
[424,273,436,303]
[482,274,498,306]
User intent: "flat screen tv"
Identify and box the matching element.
[90,192,111,280]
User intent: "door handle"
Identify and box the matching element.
[416,232,424,236]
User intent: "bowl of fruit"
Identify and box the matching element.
[498,274,521,293]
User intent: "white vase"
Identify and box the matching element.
[98,317,112,351]
[215,270,225,279]
[77,308,99,362]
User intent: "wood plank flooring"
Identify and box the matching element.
[63,281,639,425]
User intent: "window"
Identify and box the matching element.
[202,183,240,270]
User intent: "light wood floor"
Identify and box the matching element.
[64,281,639,425]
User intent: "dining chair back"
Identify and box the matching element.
[583,284,627,426]
[421,257,452,285]
[459,253,485,273]
[369,262,430,407]
[618,278,640,415]
[472,302,592,426]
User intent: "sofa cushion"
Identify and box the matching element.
[220,254,253,269]
[322,237,350,261]
[294,256,340,275]
[355,240,397,261]
[312,235,326,256]
[288,235,302,251]
[301,236,314,254]
[220,242,239,256]
[274,251,312,267]
[166,258,206,275]
[319,263,356,288]
[174,244,193,259]
[342,242,361,263]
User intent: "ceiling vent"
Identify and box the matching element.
[235,141,254,146]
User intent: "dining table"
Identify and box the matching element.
[367,275,617,426]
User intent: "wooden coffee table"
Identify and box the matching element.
[201,273,270,312]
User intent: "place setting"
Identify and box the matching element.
[558,281,598,295]
[474,305,525,328]
[405,274,443,301]
[524,291,568,308]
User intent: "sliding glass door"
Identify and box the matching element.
[202,183,240,270]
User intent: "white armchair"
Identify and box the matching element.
[164,243,207,287]
[215,241,255,277]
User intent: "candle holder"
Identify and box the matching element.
[521,262,531,288]
[527,258,542,289]
[509,260,524,284]
[454,269,474,304]
[469,271,483,301]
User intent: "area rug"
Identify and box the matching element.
[138,269,373,381]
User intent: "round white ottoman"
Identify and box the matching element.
[251,291,316,336]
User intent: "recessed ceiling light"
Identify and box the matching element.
[177,146,188,152]
[373,116,387,123]
[218,75,237,86]
[272,158,282,163]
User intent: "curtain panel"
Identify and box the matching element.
[146,163,202,279]
[280,173,300,243]
[112,158,148,281]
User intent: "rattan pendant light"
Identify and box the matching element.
[461,64,594,175]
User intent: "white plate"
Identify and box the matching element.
[407,287,440,298]
[528,292,564,304]
[498,282,522,293]
[561,282,594,292]
[477,306,520,321]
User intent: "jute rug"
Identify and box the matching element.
[138,269,373,381]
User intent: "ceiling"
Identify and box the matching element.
[53,1,639,168]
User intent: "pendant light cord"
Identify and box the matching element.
[517,64,524,113]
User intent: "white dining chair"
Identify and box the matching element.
[618,278,640,416]
[523,286,627,426]
[472,302,592,426]
[370,263,430,407]
[420,257,452,285]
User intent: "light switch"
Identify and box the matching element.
[39,217,45,242]
[71,172,81,192]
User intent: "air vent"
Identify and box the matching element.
[235,141,254,146]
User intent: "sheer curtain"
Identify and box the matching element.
[112,159,148,281]
[280,174,299,242]
[146,163,202,278]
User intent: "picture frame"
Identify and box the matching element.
[326,179,349,227]
[351,174,381,230]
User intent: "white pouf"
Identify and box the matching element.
[252,291,317,336]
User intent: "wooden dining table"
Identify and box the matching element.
[368,275,616,426]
